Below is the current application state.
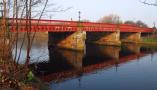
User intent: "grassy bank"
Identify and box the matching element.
[141,38,157,45]
[143,38,157,42]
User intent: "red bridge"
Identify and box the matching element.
[8,18,155,51]
[9,18,153,33]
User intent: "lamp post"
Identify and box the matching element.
[78,11,81,22]
[153,22,156,34]
[153,22,156,28]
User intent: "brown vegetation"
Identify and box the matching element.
[98,14,123,24]
[0,0,50,89]
[124,20,148,28]
[98,14,149,28]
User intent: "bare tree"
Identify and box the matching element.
[0,0,72,67]
[98,14,123,24]
[125,20,148,28]
[0,0,73,89]
[0,0,8,59]
[9,0,70,65]
[124,20,136,25]
[136,20,148,28]
[140,0,157,6]
[0,0,50,63]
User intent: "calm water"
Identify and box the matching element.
[17,37,157,90]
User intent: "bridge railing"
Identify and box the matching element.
[8,18,153,33]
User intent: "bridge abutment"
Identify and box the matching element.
[48,31,86,51]
[121,32,141,43]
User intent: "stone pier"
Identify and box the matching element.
[87,31,121,46]
[48,31,86,51]
[121,32,141,43]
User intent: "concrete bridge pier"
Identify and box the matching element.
[96,31,121,46]
[48,31,86,51]
[121,32,141,43]
[87,31,121,46]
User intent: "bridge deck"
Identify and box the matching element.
[8,18,153,33]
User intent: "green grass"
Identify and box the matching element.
[143,38,157,42]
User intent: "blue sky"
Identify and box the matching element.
[48,0,157,27]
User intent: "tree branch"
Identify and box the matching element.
[140,0,157,6]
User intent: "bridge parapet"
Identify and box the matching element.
[8,18,153,33]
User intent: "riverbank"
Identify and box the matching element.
[0,36,49,90]
[0,57,49,90]
[140,37,157,45]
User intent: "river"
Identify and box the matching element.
[17,35,157,90]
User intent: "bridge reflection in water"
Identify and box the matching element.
[30,44,157,83]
